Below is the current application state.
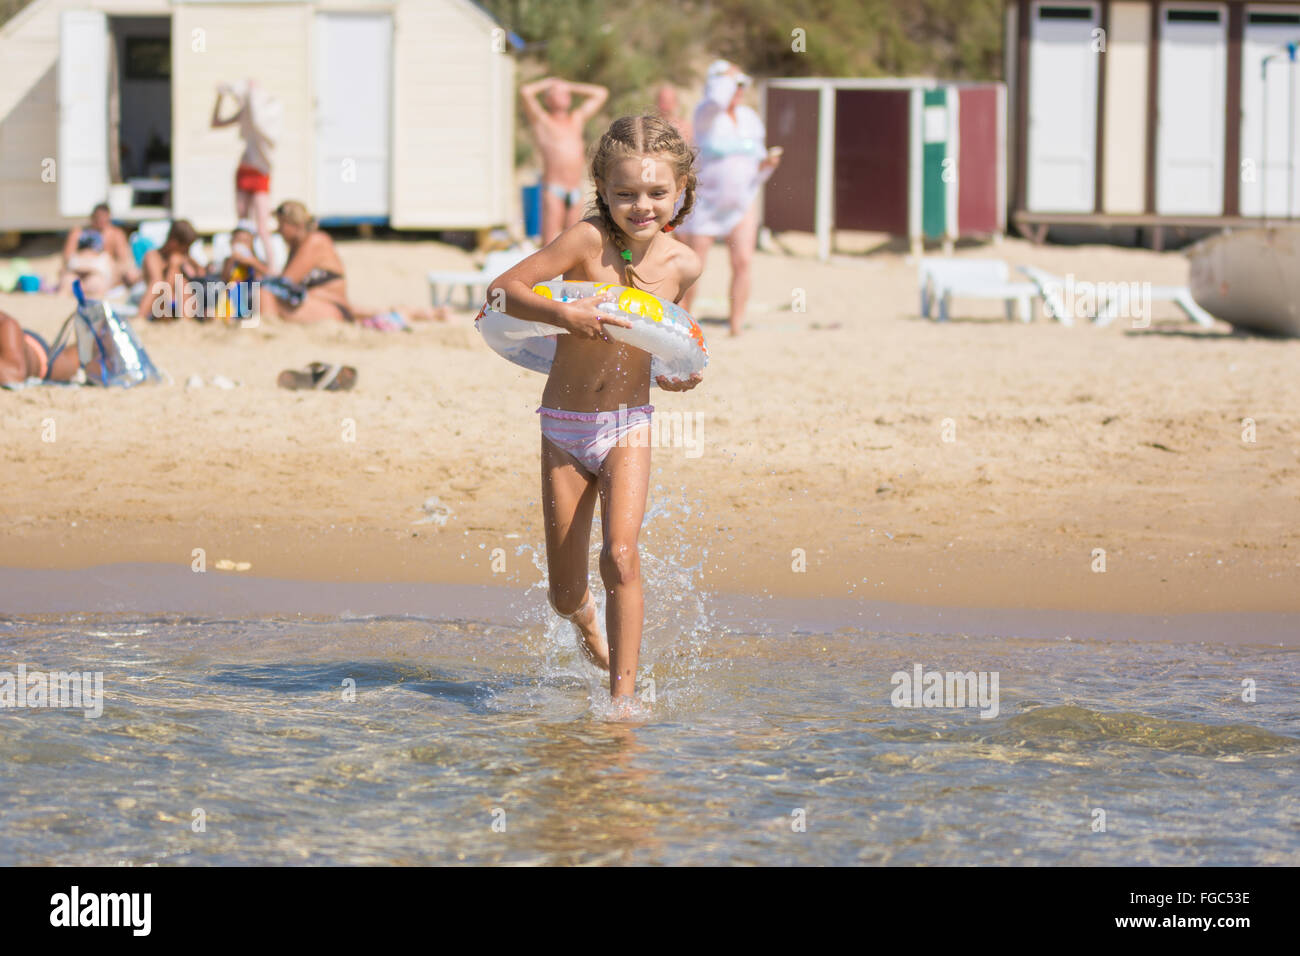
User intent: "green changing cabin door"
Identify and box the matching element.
[921,88,951,240]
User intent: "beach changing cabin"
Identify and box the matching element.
[761,77,1007,260]
[1006,0,1300,247]
[0,0,516,233]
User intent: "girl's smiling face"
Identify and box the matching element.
[598,154,683,240]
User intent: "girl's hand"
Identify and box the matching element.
[561,292,629,341]
[655,372,703,391]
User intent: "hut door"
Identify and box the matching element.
[314,13,392,221]
[1156,4,1228,214]
[1027,2,1099,212]
[1240,6,1300,216]
[57,10,110,217]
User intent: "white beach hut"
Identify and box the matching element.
[1006,0,1300,247]
[0,0,516,233]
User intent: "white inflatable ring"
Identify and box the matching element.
[475,280,709,384]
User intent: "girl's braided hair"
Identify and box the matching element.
[588,114,696,290]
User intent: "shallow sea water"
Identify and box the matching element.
[2,600,1297,866]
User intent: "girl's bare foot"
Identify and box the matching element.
[552,589,609,670]
[608,694,650,720]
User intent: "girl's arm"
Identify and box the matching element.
[658,247,705,391]
[673,245,704,304]
[486,222,630,339]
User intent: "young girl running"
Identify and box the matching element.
[488,115,704,703]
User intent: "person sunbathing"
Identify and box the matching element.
[62,203,139,287]
[57,230,116,299]
[256,201,354,322]
[138,220,204,322]
[0,310,82,385]
[254,201,451,327]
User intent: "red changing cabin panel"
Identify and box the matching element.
[833,89,910,234]
[763,87,819,233]
[957,86,1000,235]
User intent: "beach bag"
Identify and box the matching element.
[48,280,164,387]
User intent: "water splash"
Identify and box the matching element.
[509,481,732,718]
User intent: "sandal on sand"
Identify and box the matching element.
[276,362,357,391]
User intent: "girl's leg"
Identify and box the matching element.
[541,435,609,667]
[679,232,713,315]
[725,203,759,336]
[597,428,652,698]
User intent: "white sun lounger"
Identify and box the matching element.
[919,258,1039,323]
[428,248,533,308]
[1096,284,1215,328]
[1017,265,1214,328]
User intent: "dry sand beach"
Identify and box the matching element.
[2,233,1298,616]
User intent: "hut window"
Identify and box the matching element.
[1248,12,1300,25]
[1038,6,1093,19]
[1166,9,1221,23]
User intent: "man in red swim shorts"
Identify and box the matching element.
[212,79,282,270]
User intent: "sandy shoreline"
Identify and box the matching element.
[3,233,1298,617]
[4,562,1298,645]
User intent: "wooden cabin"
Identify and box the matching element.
[0,0,516,233]
[1006,0,1300,247]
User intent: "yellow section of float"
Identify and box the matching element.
[617,289,664,322]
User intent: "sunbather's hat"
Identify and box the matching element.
[77,230,105,252]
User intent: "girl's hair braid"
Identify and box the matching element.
[588,114,697,291]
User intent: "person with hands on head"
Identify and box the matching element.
[521,76,610,244]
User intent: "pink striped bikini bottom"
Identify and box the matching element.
[537,404,654,477]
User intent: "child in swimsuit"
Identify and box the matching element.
[217,226,270,322]
[487,114,705,709]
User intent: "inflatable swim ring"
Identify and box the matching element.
[475,280,708,384]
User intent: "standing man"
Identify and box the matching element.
[655,84,692,144]
[521,77,608,244]
[211,79,282,272]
